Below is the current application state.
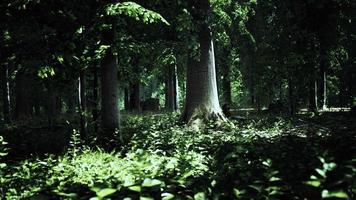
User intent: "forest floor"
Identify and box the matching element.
[0,110,355,199]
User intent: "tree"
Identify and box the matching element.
[180,0,225,124]
[100,20,120,139]
[100,2,169,140]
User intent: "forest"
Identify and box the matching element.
[0,0,355,199]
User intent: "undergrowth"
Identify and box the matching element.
[1,114,355,199]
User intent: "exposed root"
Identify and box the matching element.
[179,107,232,131]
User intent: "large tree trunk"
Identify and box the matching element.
[180,2,225,123]
[165,64,178,111]
[100,22,119,139]
[1,65,11,123]
[78,70,88,141]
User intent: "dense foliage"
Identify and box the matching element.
[0,0,355,199]
[1,113,355,199]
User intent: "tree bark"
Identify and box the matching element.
[15,70,31,120]
[100,21,119,138]
[318,40,328,110]
[78,70,87,141]
[288,77,296,115]
[1,65,11,123]
[92,63,99,132]
[124,87,129,111]
[129,82,141,112]
[174,65,179,110]
[221,57,232,106]
[318,58,327,110]
[165,64,177,111]
[308,66,318,112]
[180,1,225,123]
[45,83,56,126]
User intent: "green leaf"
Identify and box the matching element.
[128,185,141,192]
[0,152,8,156]
[248,185,263,193]
[233,188,246,198]
[305,180,321,187]
[140,197,154,200]
[269,177,281,182]
[38,66,55,79]
[55,191,78,198]
[321,190,348,199]
[123,175,136,187]
[97,188,117,198]
[105,2,169,25]
[142,178,162,187]
[315,168,326,178]
[194,192,206,200]
[162,193,175,200]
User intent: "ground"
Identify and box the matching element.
[0,110,355,199]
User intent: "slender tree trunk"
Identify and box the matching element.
[221,59,232,106]
[129,82,140,111]
[45,84,56,126]
[67,89,76,114]
[165,64,177,111]
[1,65,11,123]
[173,65,179,110]
[288,77,296,115]
[101,21,119,139]
[34,103,41,116]
[78,70,87,141]
[15,70,31,120]
[92,63,99,132]
[308,66,318,112]
[318,42,328,110]
[318,61,327,110]
[124,87,129,111]
[55,96,62,115]
[31,83,42,117]
[180,1,225,123]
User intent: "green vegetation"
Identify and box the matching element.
[1,114,355,199]
[1,0,356,199]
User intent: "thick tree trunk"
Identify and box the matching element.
[1,65,11,123]
[78,71,87,141]
[165,64,177,111]
[101,22,119,138]
[180,20,225,123]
